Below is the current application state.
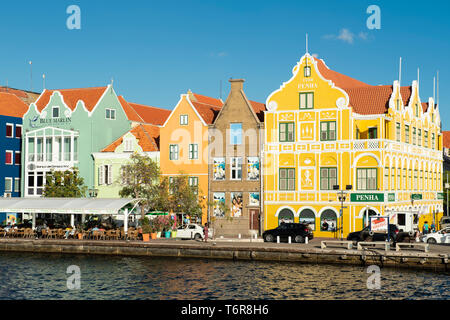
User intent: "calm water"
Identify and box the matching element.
[0,252,448,300]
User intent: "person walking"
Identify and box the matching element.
[203,223,209,243]
[423,221,429,235]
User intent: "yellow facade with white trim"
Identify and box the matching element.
[264,54,444,238]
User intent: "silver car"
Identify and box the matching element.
[421,227,450,244]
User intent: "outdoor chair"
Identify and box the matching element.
[57,229,65,239]
[16,229,25,238]
[41,229,48,238]
[119,230,126,240]
[128,230,138,241]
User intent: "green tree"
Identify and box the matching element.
[119,153,162,218]
[43,168,87,198]
[167,174,204,223]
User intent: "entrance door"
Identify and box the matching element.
[249,209,260,232]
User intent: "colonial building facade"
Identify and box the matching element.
[208,79,266,237]
[21,85,132,197]
[264,53,443,238]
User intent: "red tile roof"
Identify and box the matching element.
[118,96,144,123]
[0,92,30,118]
[35,87,108,112]
[314,58,371,89]
[248,99,266,122]
[443,131,450,149]
[127,102,171,126]
[0,87,40,105]
[102,124,160,152]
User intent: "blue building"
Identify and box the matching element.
[0,92,29,224]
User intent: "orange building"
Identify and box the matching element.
[160,90,223,223]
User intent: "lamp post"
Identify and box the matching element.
[334,185,352,240]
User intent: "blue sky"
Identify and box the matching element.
[0,0,449,128]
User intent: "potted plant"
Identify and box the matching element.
[140,217,151,242]
[150,220,157,240]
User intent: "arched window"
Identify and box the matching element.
[278,208,294,225]
[320,210,337,232]
[299,209,316,230]
[362,209,378,227]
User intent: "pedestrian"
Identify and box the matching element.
[203,223,209,243]
[423,221,429,235]
[430,222,436,233]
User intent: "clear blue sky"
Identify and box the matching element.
[0,1,449,128]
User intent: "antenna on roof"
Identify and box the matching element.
[398,57,402,87]
[220,80,222,100]
[42,74,46,90]
[417,67,420,93]
[29,61,33,92]
[437,70,440,107]
[433,76,436,103]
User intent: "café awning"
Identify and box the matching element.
[0,198,141,215]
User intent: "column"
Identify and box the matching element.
[70,214,75,228]
[124,208,128,235]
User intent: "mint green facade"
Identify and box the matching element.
[93,131,160,198]
[21,85,132,197]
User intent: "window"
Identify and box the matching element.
[414,170,418,190]
[396,123,401,142]
[405,125,410,144]
[64,137,71,161]
[5,151,13,165]
[169,144,179,160]
[402,168,406,190]
[188,177,199,195]
[14,151,20,165]
[384,167,389,191]
[418,129,422,147]
[124,139,133,152]
[15,125,22,139]
[368,127,377,139]
[14,178,20,193]
[46,138,52,161]
[279,122,295,142]
[432,133,435,149]
[52,106,60,118]
[299,92,314,109]
[230,157,242,180]
[357,168,377,190]
[99,165,112,185]
[412,127,416,145]
[415,103,419,117]
[180,115,188,125]
[106,108,116,120]
[320,167,337,190]
[391,167,395,191]
[36,138,43,162]
[6,123,13,138]
[397,168,400,190]
[320,121,336,141]
[304,66,311,77]
[230,123,242,145]
[189,144,198,160]
[4,178,12,193]
[279,168,295,191]
[408,169,412,190]
[396,99,401,111]
[424,131,428,148]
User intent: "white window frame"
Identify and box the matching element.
[230,157,242,180]
[14,178,20,193]
[189,144,198,160]
[6,123,13,138]
[180,114,188,126]
[5,150,13,165]
[14,151,20,165]
[124,138,133,152]
[15,124,22,139]
[4,177,12,193]
[52,106,60,118]
[106,108,116,120]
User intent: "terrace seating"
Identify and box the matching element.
[127,230,139,241]
[320,240,353,250]
[357,241,390,251]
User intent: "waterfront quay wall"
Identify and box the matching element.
[0,239,448,272]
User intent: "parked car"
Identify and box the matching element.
[347,224,402,243]
[263,223,313,243]
[440,217,450,229]
[176,224,212,240]
[421,227,450,244]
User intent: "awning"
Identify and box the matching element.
[0,198,141,215]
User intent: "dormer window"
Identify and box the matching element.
[304,66,311,77]
[106,108,116,120]
[124,138,133,152]
[52,106,60,118]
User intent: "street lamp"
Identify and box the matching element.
[333,185,352,240]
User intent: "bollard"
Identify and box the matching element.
[305,236,308,244]
[254,234,258,239]
[288,236,291,244]
[238,234,241,239]
[277,236,280,243]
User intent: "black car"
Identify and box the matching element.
[263,223,313,243]
[347,224,399,243]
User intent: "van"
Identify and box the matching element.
[440,216,450,229]
[388,212,419,233]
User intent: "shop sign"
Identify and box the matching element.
[437,193,444,200]
[350,193,384,202]
[370,216,388,232]
[388,193,395,202]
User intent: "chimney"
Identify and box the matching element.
[229,78,245,92]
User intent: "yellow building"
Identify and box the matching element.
[264,53,444,238]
